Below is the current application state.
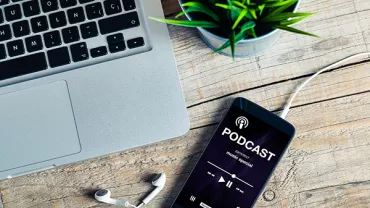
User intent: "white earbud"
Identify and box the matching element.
[142,173,166,204]
[94,173,166,207]
[95,189,133,207]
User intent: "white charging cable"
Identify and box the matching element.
[280,52,370,119]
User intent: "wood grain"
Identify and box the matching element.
[161,0,181,16]
[1,91,370,208]
[1,0,370,207]
[169,0,370,106]
[0,193,3,208]
[188,61,370,128]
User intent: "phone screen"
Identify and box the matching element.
[172,99,294,208]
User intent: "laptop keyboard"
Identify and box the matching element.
[0,0,150,82]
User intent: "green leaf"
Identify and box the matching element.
[230,31,236,59]
[266,0,298,7]
[149,17,219,28]
[263,0,298,19]
[175,11,185,18]
[273,25,320,37]
[249,9,257,19]
[232,9,248,29]
[180,2,220,22]
[246,27,257,38]
[213,32,248,54]
[258,4,265,15]
[280,16,308,25]
[213,21,255,53]
[262,12,314,22]
[213,40,231,54]
[215,3,252,20]
[231,0,247,9]
[228,0,239,21]
[215,3,231,10]
[239,21,256,33]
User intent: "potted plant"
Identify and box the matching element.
[150,0,318,58]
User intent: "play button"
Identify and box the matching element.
[218,176,225,183]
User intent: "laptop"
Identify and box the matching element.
[0,0,189,179]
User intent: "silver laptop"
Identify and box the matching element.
[0,0,189,180]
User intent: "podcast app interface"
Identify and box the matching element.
[172,107,292,208]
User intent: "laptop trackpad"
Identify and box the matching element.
[0,81,81,172]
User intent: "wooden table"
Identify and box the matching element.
[1,0,370,207]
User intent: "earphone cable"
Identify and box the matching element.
[279,52,370,119]
[136,203,144,208]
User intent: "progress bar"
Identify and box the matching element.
[207,161,254,188]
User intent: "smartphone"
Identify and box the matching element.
[171,97,295,208]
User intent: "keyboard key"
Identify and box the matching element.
[43,30,61,48]
[127,37,144,49]
[23,0,41,17]
[104,0,122,15]
[31,16,49,33]
[0,10,3,23]
[70,42,88,62]
[67,7,85,24]
[25,35,43,52]
[109,41,125,53]
[0,25,12,42]
[98,12,139,35]
[60,0,77,8]
[86,2,103,19]
[90,46,107,57]
[122,0,135,11]
[0,44,6,60]
[79,0,93,4]
[107,33,123,44]
[0,0,9,6]
[41,0,59,13]
[7,39,25,57]
[0,52,47,81]
[62,26,80,44]
[13,20,30,37]
[4,4,22,22]
[49,11,67,28]
[47,46,70,67]
[80,22,98,39]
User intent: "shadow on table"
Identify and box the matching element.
[84,97,234,207]
[159,97,234,207]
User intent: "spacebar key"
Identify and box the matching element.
[0,53,47,81]
[98,12,140,35]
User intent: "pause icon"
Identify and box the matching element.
[226,181,233,188]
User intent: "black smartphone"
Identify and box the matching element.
[171,97,295,208]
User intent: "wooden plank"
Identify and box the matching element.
[1,1,370,207]
[258,181,370,207]
[1,91,370,207]
[257,120,370,203]
[358,9,370,50]
[354,0,370,12]
[188,61,370,128]
[0,192,3,208]
[168,0,370,106]
[161,0,181,16]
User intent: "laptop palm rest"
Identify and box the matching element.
[0,81,81,173]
